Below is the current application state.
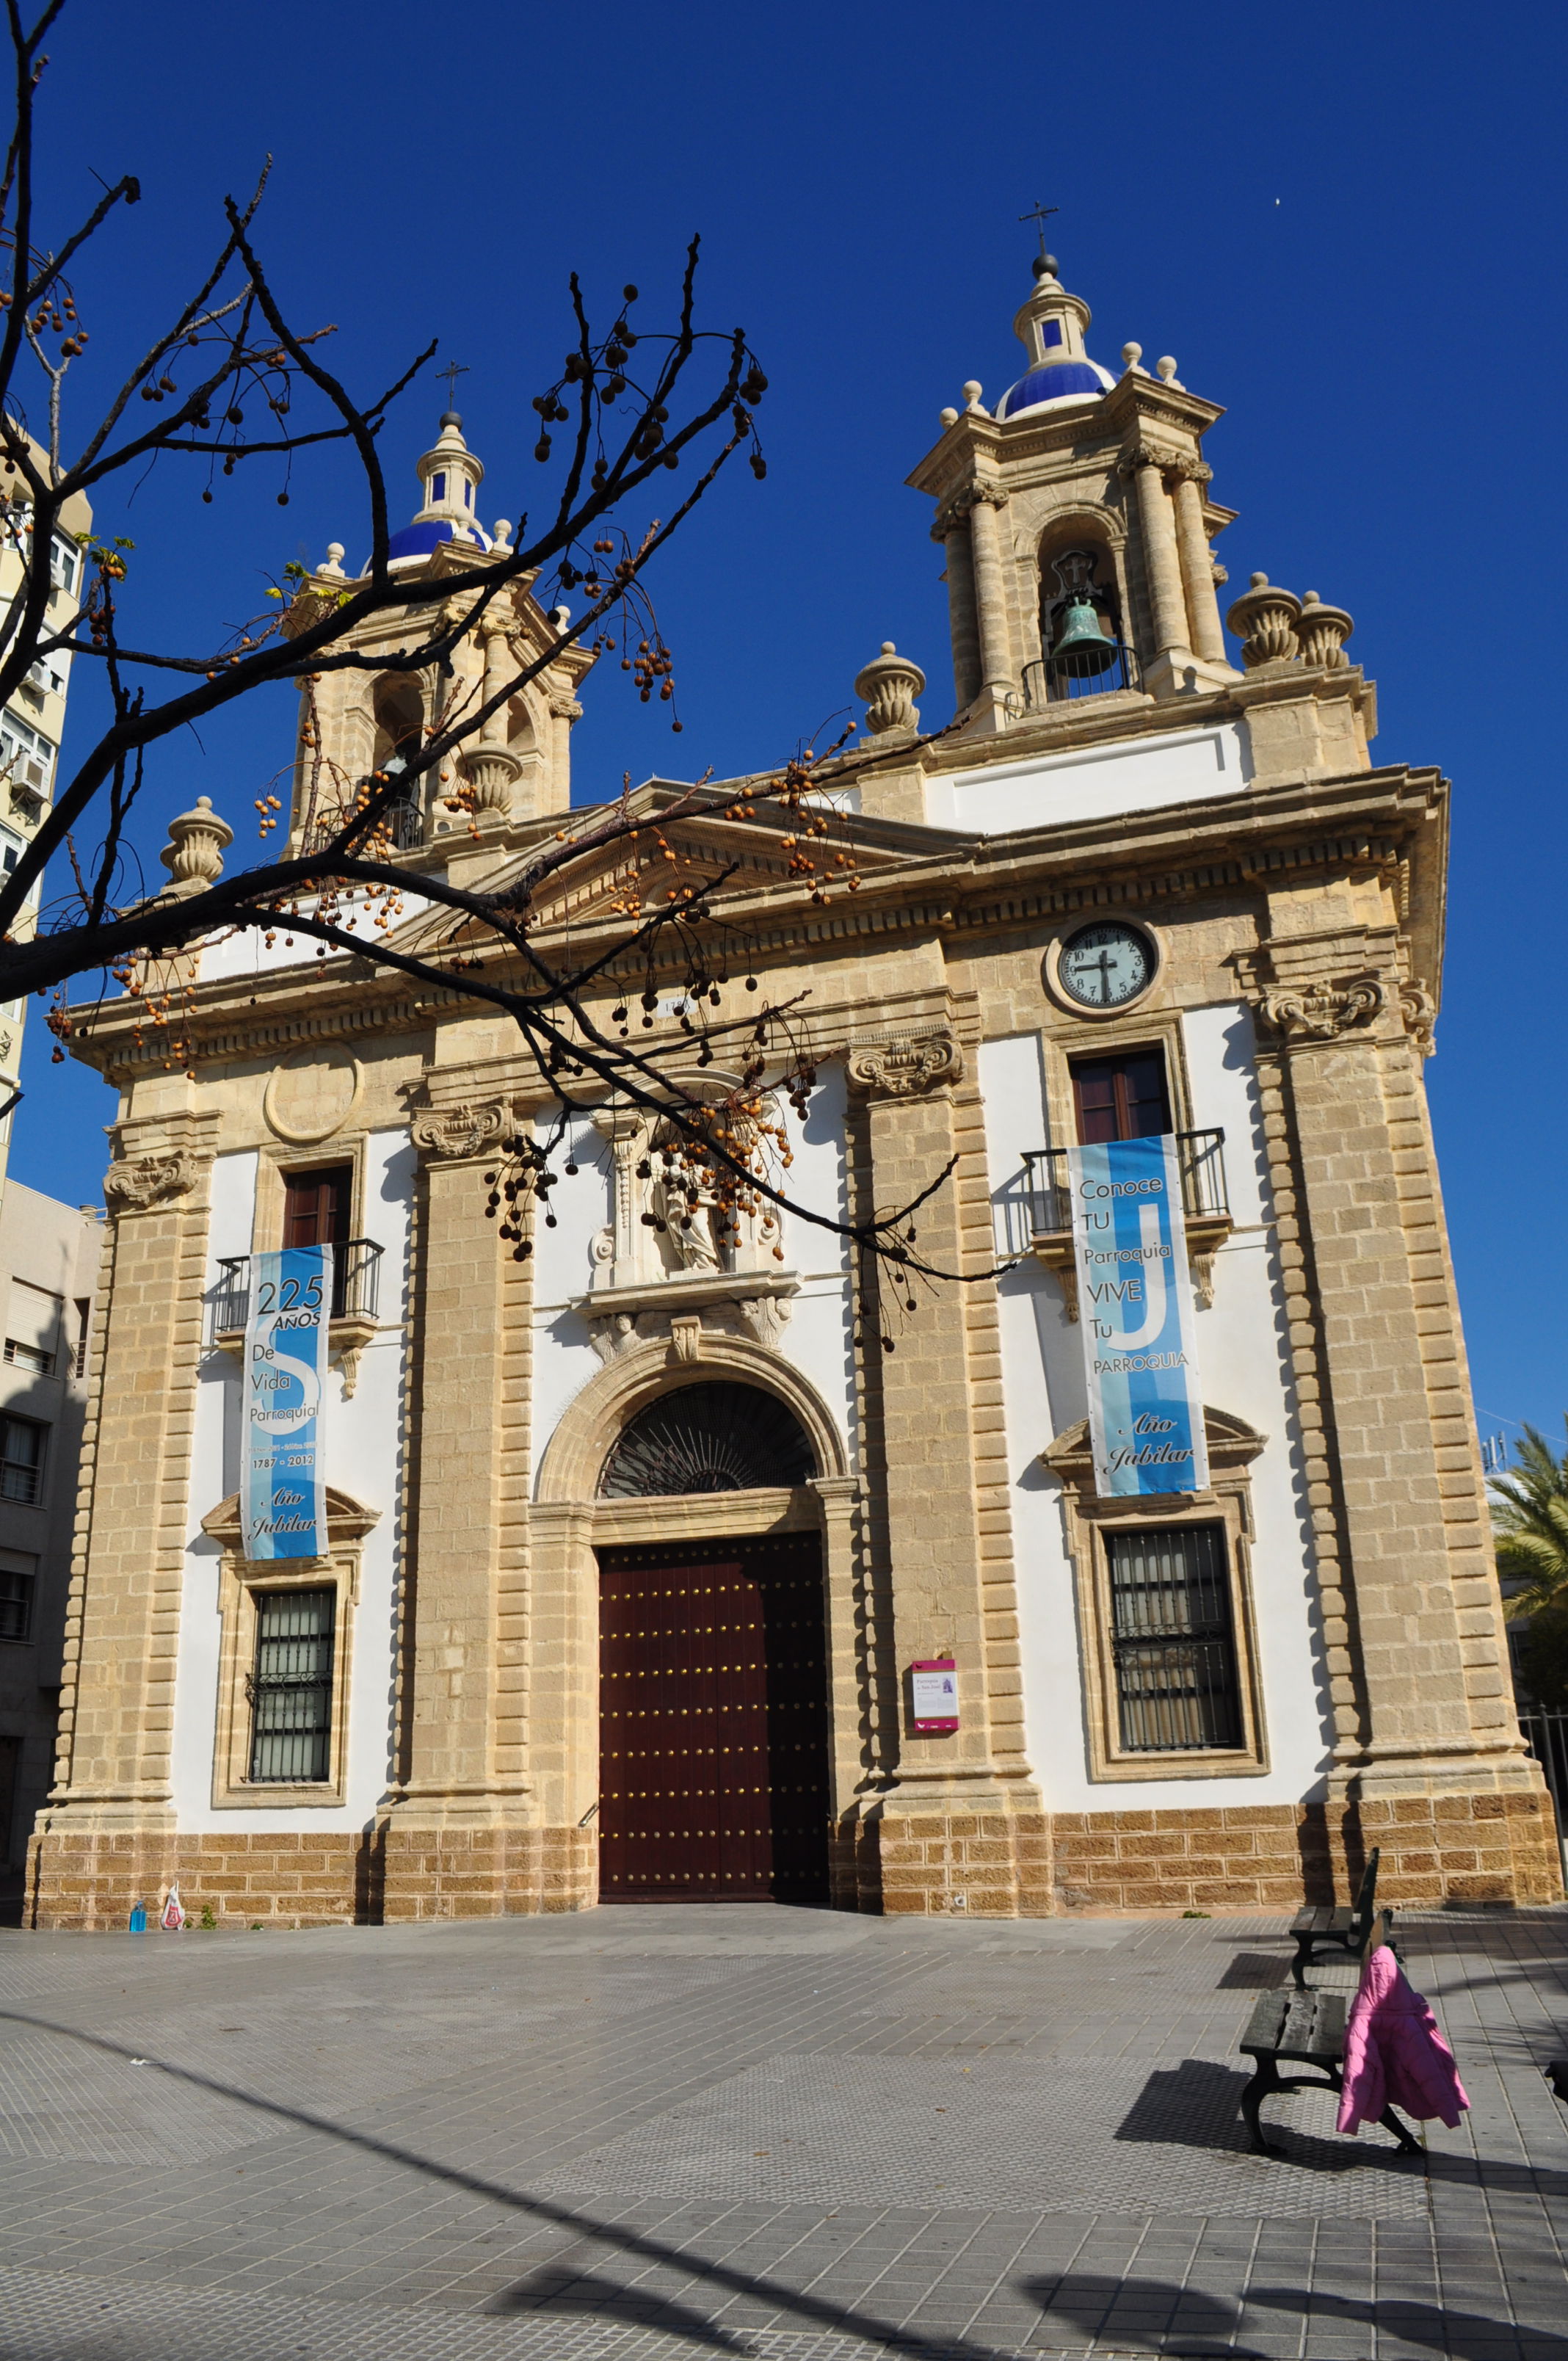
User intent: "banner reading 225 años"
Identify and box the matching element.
[242,1246,333,1561]
[1065,1136,1208,1500]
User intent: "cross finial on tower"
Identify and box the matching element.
[436,360,469,416]
[1018,200,1059,263]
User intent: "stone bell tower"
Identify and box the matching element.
[908,247,1240,724]
[286,410,595,847]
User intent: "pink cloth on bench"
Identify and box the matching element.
[1335,1943,1469,2135]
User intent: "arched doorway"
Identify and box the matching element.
[595,1381,832,1905]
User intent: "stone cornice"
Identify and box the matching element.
[65,765,1448,1084]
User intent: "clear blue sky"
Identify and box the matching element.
[10,0,1565,1448]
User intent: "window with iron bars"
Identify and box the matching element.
[0,1553,35,1642]
[1105,1523,1242,1752]
[0,1415,45,1506]
[247,1587,335,1782]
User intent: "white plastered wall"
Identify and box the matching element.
[530,1064,857,1487]
[980,1007,1334,1812]
[170,1130,413,1830]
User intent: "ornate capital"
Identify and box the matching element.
[1165,455,1212,485]
[410,1099,509,1160]
[1115,440,1180,481]
[1257,973,1387,1045]
[933,482,1008,535]
[104,1149,203,1212]
[845,1030,964,1100]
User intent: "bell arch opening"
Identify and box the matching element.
[598,1379,816,1499]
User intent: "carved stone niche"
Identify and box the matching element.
[571,1095,800,1366]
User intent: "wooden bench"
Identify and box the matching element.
[1239,1944,1423,2161]
[1288,1846,1394,1987]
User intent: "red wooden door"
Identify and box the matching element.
[283,1167,352,1315]
[598,1534,829,1904]
[283,1165,352,1247]
[1070,1048,1172,1144]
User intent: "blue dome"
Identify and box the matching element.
[998,360,1114,418]
[377,516,494,568]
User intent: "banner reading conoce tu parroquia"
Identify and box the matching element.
[242,1244,332,1560]
[1066,1134,1208,1499]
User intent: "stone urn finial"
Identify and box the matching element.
[159,796,233,896]
[854,642,925,739]
[1225,572,1302,669]
[1294,590,1354,670]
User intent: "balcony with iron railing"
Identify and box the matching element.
[1005,1130,1232,1319]
[206,1238,385,1396]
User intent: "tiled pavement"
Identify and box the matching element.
[0,1904,1565,2359]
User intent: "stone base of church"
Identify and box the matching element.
[23,1785,1561,1931]
[377,1821,597,1921]
[1048,1790,1562,1916]
[871,1808,1056,1918]
[23,1824,379,1932]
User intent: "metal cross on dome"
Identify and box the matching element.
[436,360,468,410]
[1018,200,1059,261]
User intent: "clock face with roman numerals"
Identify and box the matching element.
[1057,921,1155,1009]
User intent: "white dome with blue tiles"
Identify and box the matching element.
[995,258,1116,421]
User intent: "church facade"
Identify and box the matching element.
[26,256,1559,1930]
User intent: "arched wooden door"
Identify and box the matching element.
[596,1532,830,1904]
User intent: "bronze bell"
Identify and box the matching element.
[1049,592,1117,678]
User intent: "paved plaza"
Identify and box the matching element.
[0,1903,1564,2360]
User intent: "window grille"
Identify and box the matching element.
[73,1299,90,1379]
[1105,1523,1241,1752]
[4,1338,52,1377]
[0,1415,45,1505]
[0,1558,35,1642]
[247,1587,335,1782]
[600,1382,816,1498]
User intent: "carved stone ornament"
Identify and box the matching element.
[1399,979,1437,1057]
[410,1099,509,1159]
[1257,973,1387,1043]
[581,1281,798,1366]
[854,642,926,737]
[1225,573,1301,669]
[1294,590,1355,671]
[104,1149,203,1211]
[844,1031,964,1100]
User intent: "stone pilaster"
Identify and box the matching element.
[380,1091,545,1917]
[28,1114,220,1930]
[846,1025,1047,1916]
[1244,929,1558,1907]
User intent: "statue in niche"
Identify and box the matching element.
[650,1132,723,1273]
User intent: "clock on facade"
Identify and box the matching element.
[1056,921,1156,1009]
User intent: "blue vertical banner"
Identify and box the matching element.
[242,1246,332,1561]
[1066,1135,1209,1498]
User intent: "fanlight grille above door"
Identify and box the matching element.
[599,1382,816,1498]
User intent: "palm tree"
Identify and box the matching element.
[1489,1422,1568,1617]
